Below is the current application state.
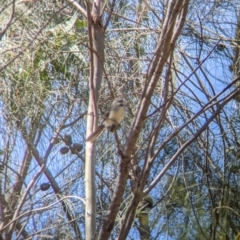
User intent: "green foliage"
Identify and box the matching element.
[75,19,88,29]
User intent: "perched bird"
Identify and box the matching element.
[86,98,125,142]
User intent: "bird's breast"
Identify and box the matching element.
[104,107,125,127]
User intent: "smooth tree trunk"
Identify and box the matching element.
[85,0,105,239]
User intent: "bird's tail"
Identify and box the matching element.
[86,125,105,142]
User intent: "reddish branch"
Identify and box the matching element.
[97,1,190,239]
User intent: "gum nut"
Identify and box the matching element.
[60,147,69,154]
[40,183,50,191]
[72,143,83,152]
[63,134,72,145]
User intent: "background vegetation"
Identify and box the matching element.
[0,0,240,239]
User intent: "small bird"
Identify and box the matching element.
[86,98,125,142]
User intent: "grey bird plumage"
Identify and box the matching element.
[86,98,125,142]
